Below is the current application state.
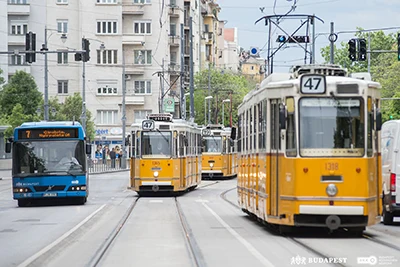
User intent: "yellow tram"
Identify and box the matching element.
[129,114,202,195]
[237,65,382,234]
[201,124,238,179]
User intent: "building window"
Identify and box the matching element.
[169,23,176,36]
[97,21,118,34]
[96,0,116,3]
[97,110,118,125]
[170,52,177,64]
[97,86,118,95]
[134,50,152,65]
[57,20,68,33]
[9,0,28,4]
[57,80,68,94]
[57,52,68,64]
[134,81,151,94]
[134,110,152,123]
[97,49,118,65]
[133,0,151,3]
[10,55,24,65]
[133,21,151,35]
[10,23,28,35]
[56,0,68,4]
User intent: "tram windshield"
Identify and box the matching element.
[203,136,222,153]
[141,131,172,158]
[12,140,85,177]
[299,97,364,157]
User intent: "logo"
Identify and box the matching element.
[290,255,347,265]
[291,255,306,265]
[357,256,377,265]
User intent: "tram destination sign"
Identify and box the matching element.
[300,74,326,94]
[18,128,79,139]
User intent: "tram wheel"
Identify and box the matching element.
[18,199,29,207]
[383,209,394,225]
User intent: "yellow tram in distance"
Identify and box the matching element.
[237,64,382,234]
[201,124,238,179]
[129,113,202,195]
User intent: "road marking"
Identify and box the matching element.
[195,199,209,203]
[202,202,275,267]
[18,204,106,267]
[149,200,163,203]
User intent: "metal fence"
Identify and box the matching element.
[88,158,130,173]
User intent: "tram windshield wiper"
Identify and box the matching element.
[155,129,169,144]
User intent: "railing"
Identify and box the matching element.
[88,158,130,173]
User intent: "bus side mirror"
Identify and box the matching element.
[5,142,11,153]
[279,105,286,130]
[86,143,92,155]
[230,127,237,140]
[376,110,382,131]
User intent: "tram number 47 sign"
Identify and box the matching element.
[300,74,326,94]
[142,119,155,130]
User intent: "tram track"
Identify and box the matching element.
[219,188,348,267]
[363,233,400,252]
[87,196,140,267]
[175,197,207,267]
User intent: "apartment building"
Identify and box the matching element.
[2,0,205,145]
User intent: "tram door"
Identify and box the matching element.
[269,100,280,216]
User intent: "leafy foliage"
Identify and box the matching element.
[4,104,37,137]
[320,29,400,122]
[192,66,255,126]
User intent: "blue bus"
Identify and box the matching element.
[5,121,92,207]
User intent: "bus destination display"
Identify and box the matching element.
[18,128,78,139]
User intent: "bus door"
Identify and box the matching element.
[269,100,281,217]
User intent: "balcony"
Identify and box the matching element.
[125,65,145,75]
[8,35,25,46]
[168,6,180,17]
[122,34,145,45]
[9,65,31,74]
[122,3,145,15]
[168,64,180,73]
[8,3,30,16]
[125,96,145,106]
[169,35,180,46]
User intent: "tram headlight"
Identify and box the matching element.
[153,171,159,178]
[326,184,338,197]
[209,163,214,168]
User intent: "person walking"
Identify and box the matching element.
[110,148,116,168]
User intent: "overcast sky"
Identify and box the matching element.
[219,0,400,72]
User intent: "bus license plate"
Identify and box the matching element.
[43,193,57,197]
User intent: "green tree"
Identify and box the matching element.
[61,93,95,140]
[4,104,36,137]
[0,71,42,117]
[193,67,254,126]
[0,68,5,89]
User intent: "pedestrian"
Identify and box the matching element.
[119,149,123,168]
[110,148,116,168]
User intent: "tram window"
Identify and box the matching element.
[141,131,172,158]
[238,114,242,153]
[286,97,297,157]
[299,97,364,157]
[254,105,257,151]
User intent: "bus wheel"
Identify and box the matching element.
[18,199,29,207]
[383,208,394,225]
[76,197,87,205]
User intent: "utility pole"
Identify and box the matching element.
[189,17,195,121]
[44,27,49,121]
[330,22,334,64]
[312,15,316,64]
[180,23,185,120]
[208,63,211,124]
[368,33,371,73]
[121,49,127,169]
[81,38,87,133]
[160,58,165,113]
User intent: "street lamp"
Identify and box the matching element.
[222,99,230,127]
[204,95,213,125]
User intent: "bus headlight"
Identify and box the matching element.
[326,184,338,197]
[154,171,159,178]
[209,163,214,168]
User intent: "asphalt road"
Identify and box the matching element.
[0,173,399,267]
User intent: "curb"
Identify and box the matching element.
[90,169,130,175]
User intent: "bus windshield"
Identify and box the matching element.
[12,140,86,177]
[203,136,222,153]
[299,97,364,157]
[141,131,172,158]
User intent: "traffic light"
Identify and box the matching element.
[25,31,36,63]
[358,38,367,61]
[74,53,82,61]
[348,39,357,61]
[397,33,400,61]
[82,38,90,62]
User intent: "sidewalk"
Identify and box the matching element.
[0,169,11,180]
